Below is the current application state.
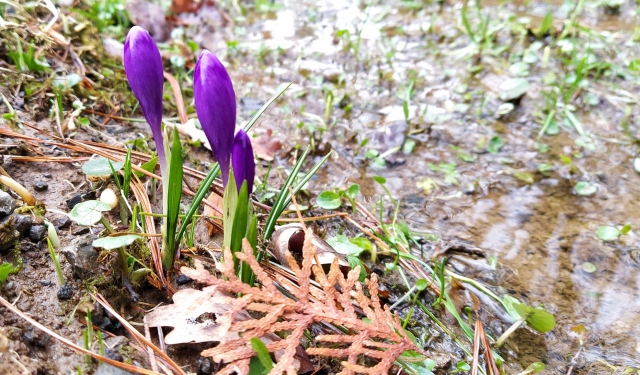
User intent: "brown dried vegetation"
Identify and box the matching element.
[148,228,426,374]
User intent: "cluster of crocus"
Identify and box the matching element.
[123,26,256,272]
[125,27,255,193]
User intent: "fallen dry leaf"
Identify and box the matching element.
[173,119,211,150]
[171,0,202,13]
[145,287,235,344]
[251,129,282,161]
[203,191,223,236]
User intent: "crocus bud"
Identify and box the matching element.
[194,50,236,186]
[231,129,255,194]
[124,26,166,174]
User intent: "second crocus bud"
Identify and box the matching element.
[124,26,166,174]
[194,50,236,187]
[231,129,255,194]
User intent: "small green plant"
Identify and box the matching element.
[428,163,460,185]
[47,238,65,286]
[8,36,50,72]
[316,184,360,212]
[389,279,428,309]
[0,263,13,289]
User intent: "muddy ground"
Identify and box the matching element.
[2,0,640,374]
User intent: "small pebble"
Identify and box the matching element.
[13,214,32,236]
[42,173,52,178]
[33,179,48,192]
[72,227,90,235]
[29,225,47,242]
[197,357,213,375]
[98,316,114,332]
[104,348,123,362]
[176,273,192,285]
[66,194,83,209]
[0,191,16,218]
[23,328,50,347]
[57,283,74,300]
[53,216,72,229]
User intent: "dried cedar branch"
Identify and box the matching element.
[177,229,427,374]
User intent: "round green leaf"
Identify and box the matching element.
[527,308,556,332]
[574,181,597,196]
[82,157,124,176]
[316,191,341,210]
[509,62,530,77]
[488,136,504,154]
[457,361,471,371]
[350,237,372,251]
[581,262,596,273]
[347,184,360,199]
[525,362,545,373]
[92,235,142,250]
[415,279,428,291]
[499,78,529,101]
[371,175,386,184]
[69,200,111,226]
[496,103,514,116]
[596,225,620,241]
[514,303,556,333]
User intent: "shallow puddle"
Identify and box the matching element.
[215,0,640,372]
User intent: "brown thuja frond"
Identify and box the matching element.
[177,229,426,374]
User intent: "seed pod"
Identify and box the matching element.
[99,188,118,210]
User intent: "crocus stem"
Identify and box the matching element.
[153,127,168,177]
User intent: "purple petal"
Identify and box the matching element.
[232,129,255,194]
[194,50,236,186]
[124,26,166,174]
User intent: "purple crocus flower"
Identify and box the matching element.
[194,50,236,186]
[231,129,255,194]
[124,26,166,174]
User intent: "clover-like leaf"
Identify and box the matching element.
[316,191,341,210]
[92,235,142,250]
[69,200,111,226]
[82,157,124,176]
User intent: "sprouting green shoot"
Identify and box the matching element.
[47,238,65,285]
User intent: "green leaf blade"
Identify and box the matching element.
[93,235,142,250]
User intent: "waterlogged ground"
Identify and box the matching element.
[3,0,640,373]
[198,0,640,372]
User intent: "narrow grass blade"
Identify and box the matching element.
[243,83,291,132]
[263,148,332,240]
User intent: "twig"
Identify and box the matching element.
[143,316,159,373]
[565,346,583,375]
